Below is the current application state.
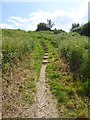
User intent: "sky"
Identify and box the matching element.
[0,0,89,32]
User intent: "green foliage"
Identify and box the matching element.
[53,28,65,34]
[49,80,68,103]
[46,19,54,29]
[77,109,88,118]
[58,33,88,75]
[20,72,36,104]
[69,49,83,71]
[71,26,83,34]
[2,29,45,76]
[46,55,68,104]
[65,86,76,96]
[36,22,50,31]
[2,29,89,117]
[46,39,88,118]
[75,80,90,96]
[80,22,90,36]
[22,93,34,104]
[70,23,80,31]
[2,29,34,67]
[36,19,54,31]
[71,22,90,37]
[32,40,44,77]
[48,72,62,79]
[57,33,89,96]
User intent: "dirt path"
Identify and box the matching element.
[36,53,59,118]
[2,52,59,118]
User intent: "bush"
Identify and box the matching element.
[71,22,90,37]
[57,33,89,96]
[69,49,83,71]
[53,29,65,34]
[80,22,90,37]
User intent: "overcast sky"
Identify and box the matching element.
[0,0,89,32]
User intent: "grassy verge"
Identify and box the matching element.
[2,29,44,117]
[32,39,44,78]
[21,74,36,104]
[46,43,89,118]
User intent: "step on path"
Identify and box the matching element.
[44,56,48,59]
[36,51,59,118]
[44,53,49,56]
[42,52,49,64]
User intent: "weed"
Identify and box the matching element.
[22,93,34,104]
[49,80,68,103]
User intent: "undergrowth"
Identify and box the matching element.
[46,42,89,118]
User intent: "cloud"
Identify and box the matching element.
[71,1,88,23]
[0,23,14,29]
[0,1,88,31]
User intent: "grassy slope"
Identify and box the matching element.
[45,32,89,118]
[29,30,89,117]
[2,29,44,117]
[2,29,89,118]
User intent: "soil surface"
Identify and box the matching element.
[36,53,59,118]
[2,53,59,118]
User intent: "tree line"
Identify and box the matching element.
[71,22,90,37]
[35,19,89,36]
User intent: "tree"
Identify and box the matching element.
[80,22,90,36]
[36,22,50,31]
[46,19,55,30]
[70,23,80,31]
[71,22,90,37]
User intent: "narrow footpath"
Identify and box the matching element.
[36,52,59,118]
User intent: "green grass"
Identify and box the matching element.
[46,40,88,117]
[21,74,37,104]
[46,59,88,118]
[2,29,45,76]
[47,72,62,79]
[33,46,44,78]
[49,80,68,103]
[45,32,89,97]
[2,29,34,71]
[57,33,89,96]
[2,29,45,107]
[58,32,89,77]
[22,93,34,104]
[2,29,89,117]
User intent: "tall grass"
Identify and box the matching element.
[2,30,32,72]
[45,32,89,117]
[50,32,89,96]
[2,29,44,77]
[2,29,89,96]
[58,33,89,79]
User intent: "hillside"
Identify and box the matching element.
[2,29,89,118]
